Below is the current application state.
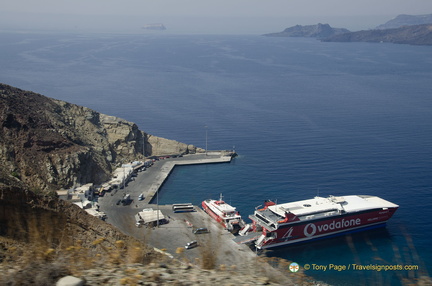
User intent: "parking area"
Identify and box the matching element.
[97,153,255,269]
[144,206,256,267]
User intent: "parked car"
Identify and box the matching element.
[193,227,210,234]
[185,240,198,249]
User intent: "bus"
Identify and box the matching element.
[172,203,195,213]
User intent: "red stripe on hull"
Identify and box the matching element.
[256,207,398,249]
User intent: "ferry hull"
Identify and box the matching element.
[202,200,243,234]
[254,207,398,249]
[202,201,227,228]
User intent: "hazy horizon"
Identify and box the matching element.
[2,1,432,34]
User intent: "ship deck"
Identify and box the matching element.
[205,200,241,220]
[257,195,399,225]
[212,201,237,214]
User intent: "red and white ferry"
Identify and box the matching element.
[245,195,398,249]
[202,194,245,234]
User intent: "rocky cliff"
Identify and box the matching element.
[264,23,350,38]
[0,83,198,192]
[322,24,432,46]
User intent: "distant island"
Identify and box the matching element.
[376,14,432,29]
[264,23,350,39]
[322,24,432,46]
[264,14,432,46]
[322,14,432,45]
[142,23,166,31]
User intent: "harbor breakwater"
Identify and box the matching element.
[143,152,234,204]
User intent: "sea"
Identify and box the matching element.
[1,32,431,286]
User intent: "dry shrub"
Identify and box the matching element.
[127,244,147,264]
[197,217,220,270]
[0,235,161,285]
[2,260,69,286]
[199,241,216,270]
[254,256,313,286]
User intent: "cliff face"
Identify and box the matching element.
[264,23,350,38]
[0,83,196,192]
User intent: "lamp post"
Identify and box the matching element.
[156,189,159,228]
[123,166,125,190]
[142,132,145,158]
[205,125,208,156]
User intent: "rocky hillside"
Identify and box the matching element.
[0,184,161,282]
[376,14,432,29]
[264,23,350,38]
[0,185,150,249]
[322,24,432,45]
[0,83,199,193]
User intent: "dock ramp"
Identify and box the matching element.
[233,232,261,244]
[239,224,252,236]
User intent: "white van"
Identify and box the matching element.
[185,240,198,249]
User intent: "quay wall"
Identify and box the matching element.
[143,153,232,204]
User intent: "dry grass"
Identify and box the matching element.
[0,236,159,285]
[0,187,165,285]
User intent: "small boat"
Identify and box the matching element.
[246,195,398,249]
[202,194,245,234]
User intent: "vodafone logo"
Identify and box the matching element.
[303,218,361,237]
[304,223,317,237]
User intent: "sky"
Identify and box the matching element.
[2,0,432,34]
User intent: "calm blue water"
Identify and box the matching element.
[1,32,431,285]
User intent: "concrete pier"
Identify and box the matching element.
[142,152,232,204]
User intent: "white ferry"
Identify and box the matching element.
[244,195,398,249]
[202,194,245,234]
